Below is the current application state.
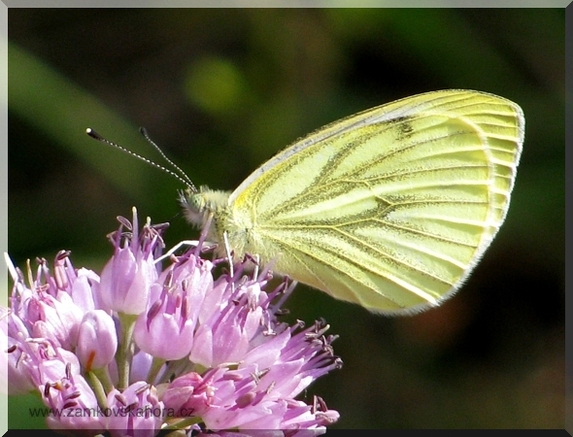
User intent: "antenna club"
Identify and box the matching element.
[86,128,104,141]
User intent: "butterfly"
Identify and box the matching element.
[179,90,524,314]
[89,89,524,314]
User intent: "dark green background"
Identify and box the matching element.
[8,8,565,429]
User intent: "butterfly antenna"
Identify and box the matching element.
[86,128,197,192]
[138,127,195,189]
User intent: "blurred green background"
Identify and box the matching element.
[8,8,565,430]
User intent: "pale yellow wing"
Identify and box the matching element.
[227,90,524,314]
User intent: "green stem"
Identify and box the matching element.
[147,356,167,385]
[85,371,107,411]
[92,366,114,394]
[117,312,138,390]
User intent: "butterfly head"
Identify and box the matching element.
[180,187,231,235]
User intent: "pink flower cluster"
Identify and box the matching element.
[2,209,341,436]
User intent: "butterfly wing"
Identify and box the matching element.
[227,90,524,314]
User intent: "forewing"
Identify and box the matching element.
[230,90,524,314]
